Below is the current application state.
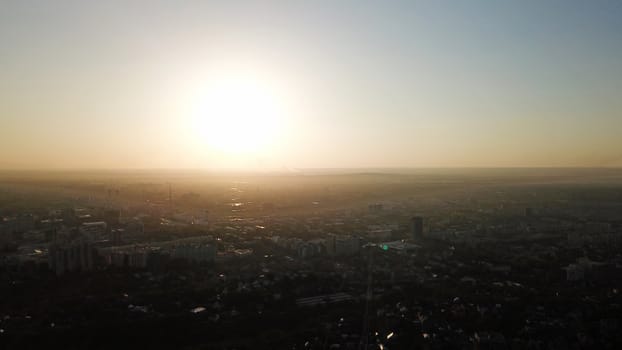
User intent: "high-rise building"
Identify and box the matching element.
[48,240,94,275]
[326,234,360,256]
[411,216,423,239]
[110,228,123,246]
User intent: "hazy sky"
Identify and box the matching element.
[1,0,621,169]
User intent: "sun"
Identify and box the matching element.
[190,75,285,155]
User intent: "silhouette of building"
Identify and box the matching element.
[48,240,94,275]
[326,234,360,256]
[368,203,383,212]
[110,228,123,246]
[411,216,423,239]
[173,244,216,263]
[80,221,107,241]
[104,209,120,227]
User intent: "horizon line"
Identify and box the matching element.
[1,166,622,173]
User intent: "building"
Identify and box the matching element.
[100,246,155,269]
[124,218,145,236]
[367,227,393,241]
[296,293,354,307]
[1,215,36,237]
[103,209,121,233]
[173,244,216,263]
[368,203,383,212]
[297,240,324,258]
[110,228,123,246]
[326,234,360,256]
[411,216,423,239]
[48,240,94,275]
[80,221,107,241]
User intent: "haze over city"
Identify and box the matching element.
[2,0,621,169]
[3,2,622,350]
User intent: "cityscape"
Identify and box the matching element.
[1,169,622,348]
[2,1,622,349]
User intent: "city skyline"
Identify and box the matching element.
[2,1,622,169]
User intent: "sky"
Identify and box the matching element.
[1,0,622,169]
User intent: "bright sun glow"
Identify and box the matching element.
[191,75,285,155]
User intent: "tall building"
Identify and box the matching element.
[48,240,94,275]
[102,246,150,268]
[326,234,360,256]
[324,234,334,255]
[411,216,423,239]
[110,228,123,246]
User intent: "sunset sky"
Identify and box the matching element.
[1,1,621,169]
